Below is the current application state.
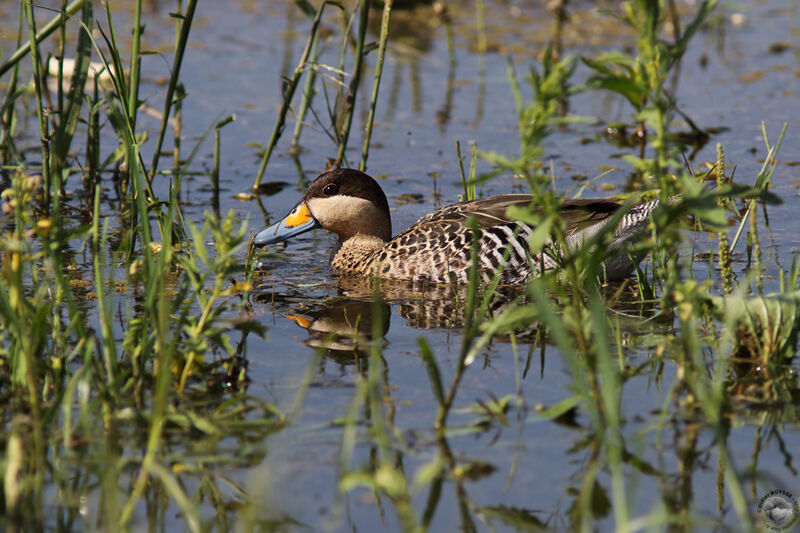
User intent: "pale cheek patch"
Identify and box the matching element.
[308,196,382,239]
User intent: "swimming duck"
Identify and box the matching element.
[254,168,659,284]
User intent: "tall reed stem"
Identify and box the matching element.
[334,0,370,168]
[252,1,339,190]
[290,37,320,154]
[24,0,52,209]
[149,0,197,182]
[359,0,392,172]
[128,0,143,130]
[0,0,84,78]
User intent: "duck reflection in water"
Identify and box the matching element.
[278,298,391,365]
[251,279,548,367]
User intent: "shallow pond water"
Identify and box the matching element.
[2,0,800,531]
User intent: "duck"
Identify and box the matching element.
[253,168,660,285]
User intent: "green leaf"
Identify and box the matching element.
[230,318,269,337]
[418,337,445,407]
[478,303,539,336]
[453,459,496,481]
[535,395,581,421]
[182,411,222,435]
[637,107,661,129]
[374,465,409,498]
[362,41,379,56]
[479,505,547,531]
[413,457,443,487]
[294,0,316,18]
[591,76,644,109]
[673,0,717,66]
[51,1,94,173]
[621,154,649,171]
[592,51,637,70]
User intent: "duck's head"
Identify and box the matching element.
[254,169,392,247]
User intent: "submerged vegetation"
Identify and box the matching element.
[0,0,798,531]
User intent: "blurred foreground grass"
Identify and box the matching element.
[0,0,798,531]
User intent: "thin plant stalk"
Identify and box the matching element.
[290,36,320,154]
[589,293,629,530]
[475,0,486,56]
[0,5,25,168]
[100,2,130,112]
[729,122,786,251]
[172,1,185,172]
[51,0,93,194]
[716,143,733,294]
[439,4,457,133]
[91,186,117,385]
[173,84,185,172]
[329,8,354,142]
[119,168,172,527]
[434,218,481,433]
[57,0,68,114]
[24,0,52,208]
[472,0,486,127]
[456,140,477,201]
[252,1,340,190]
[359,0,392,172]
[334,0,370,168]
[148,0,197,182]
[175,0,183,47]
[0,0,84,78]
[212,114,236,216]
[128,0,143,130]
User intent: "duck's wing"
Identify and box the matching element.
[412,195,626,235]
[412,194,533,228]
[558,198,626,237]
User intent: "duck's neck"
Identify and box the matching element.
[331,234,387,275]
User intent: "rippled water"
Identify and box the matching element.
[2,0,799,530]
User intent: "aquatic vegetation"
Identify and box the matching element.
[0,2,279,530]
[0,0,798,531]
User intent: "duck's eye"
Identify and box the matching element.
[323,183,339,196]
